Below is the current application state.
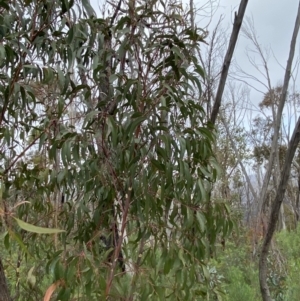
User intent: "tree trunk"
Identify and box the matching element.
[257,1,300,216]
[296,172,300,222]
[259,3,300,300]
[210,0,248,125]
[259,116,300,301]
[0,257,11,301]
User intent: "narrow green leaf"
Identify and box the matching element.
[14,217,65,234]
[82,0,96,17]
[196,211,206,232]
[0,44,5,62]
[151,158,165,172]
[57,67,65,91]
[194,63,206,79]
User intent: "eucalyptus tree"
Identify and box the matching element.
[0,0,235,300]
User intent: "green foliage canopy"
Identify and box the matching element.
[0,0,232,300]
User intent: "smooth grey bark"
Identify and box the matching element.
[210,0,248,125]
[259,116,300,301]
[257,1,300,216]
[0,257,11,301]
[272,99,287,230]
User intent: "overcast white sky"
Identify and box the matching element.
[216,0,300,81]
[200,0,300,131]
[209,1,300,97]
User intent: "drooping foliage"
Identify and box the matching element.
[0,0,232,300]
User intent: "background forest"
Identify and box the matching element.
[0,0,300,300]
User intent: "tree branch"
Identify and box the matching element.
[210,0,248,125]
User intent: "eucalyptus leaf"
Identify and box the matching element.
[14,217,65,234]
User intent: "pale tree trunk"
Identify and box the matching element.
[280,205,286,230]
[259,116,300,301]
[257,2,300,217]
[296,172,300,221]
[273,146,287,230]
[0,258,11,301]
[272,100,287,230]
[241,16,290,232]
[259,4,300,300]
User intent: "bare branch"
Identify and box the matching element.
[210,0,248,125]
